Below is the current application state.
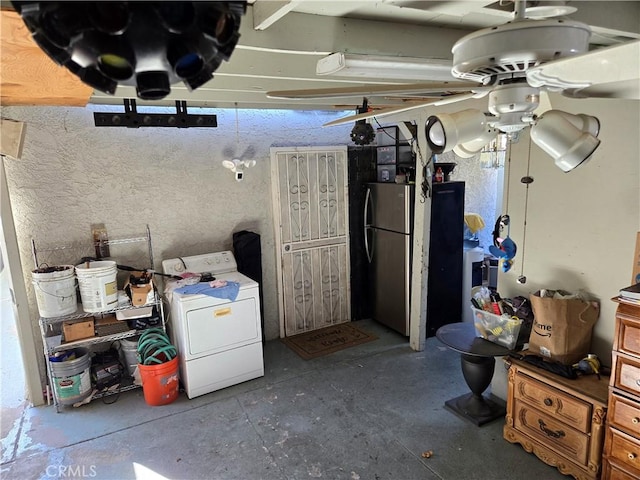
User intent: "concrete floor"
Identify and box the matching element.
[0,316,569,480]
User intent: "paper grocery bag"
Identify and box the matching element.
[528,292,600,365]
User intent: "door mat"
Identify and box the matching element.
[281,323,378,360]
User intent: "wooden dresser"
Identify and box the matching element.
[504,357,609,480]
[602,301,640,479]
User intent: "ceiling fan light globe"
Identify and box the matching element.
[568,113,600,137]
[425,109,488,154]
[554,140,599,172]
[453,127,499,158]
[425,117,446,152]
[531,110,601,172]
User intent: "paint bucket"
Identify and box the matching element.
[138,356,179,406]
[32,265,77,317]
[119,336,140,377]
[50,348,92,406]
[75,261,118,313]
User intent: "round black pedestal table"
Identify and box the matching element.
[436,322,512,426]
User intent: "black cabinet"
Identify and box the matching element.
[347,146,377,320]
[426,181,464,337]
[232,230,265,342]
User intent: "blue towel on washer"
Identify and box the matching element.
[174,281,240,301]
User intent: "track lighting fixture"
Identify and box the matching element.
[11,1,247,100]
[93,99,217,128]
[530,110,601,172]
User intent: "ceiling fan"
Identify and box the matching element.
[267,0,640,171]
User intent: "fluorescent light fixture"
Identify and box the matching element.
[530,110,600,172]
[425,109,494,157]
[316,53,455,81]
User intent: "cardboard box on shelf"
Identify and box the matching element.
[124,272,155,306]
[94,314,130,336]
[130,283,153,306]
[62,318,95,342]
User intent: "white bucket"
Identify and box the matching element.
[119,336,140,377]
[50,348,92,406]
[75,261,118,313]
[32,266,77,317]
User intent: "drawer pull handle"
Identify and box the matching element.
[538,419,565,439]
[629,453,637,460]
[543,398,553,407]
[633,417,640,425]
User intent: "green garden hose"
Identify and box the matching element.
[136,329,177,365]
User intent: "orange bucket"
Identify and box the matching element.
[138,356,179,406]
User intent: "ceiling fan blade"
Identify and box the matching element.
[527,40,640,99]
[267,82,481,100]
[323,91,485,127]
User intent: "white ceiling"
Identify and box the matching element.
[90,1,640,111]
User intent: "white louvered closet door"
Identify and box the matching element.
[271,146,350,337]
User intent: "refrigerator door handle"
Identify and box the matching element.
[365,226,373,263]
[364,187,373,263]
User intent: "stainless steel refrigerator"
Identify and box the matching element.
[364,182,414,336]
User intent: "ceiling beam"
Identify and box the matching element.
[91,7,475,109]
[386,1,498,16]
[0,10,93,106]
[238,6,468,58]
[252,0,301,30]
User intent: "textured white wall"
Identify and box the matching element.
[1,104,498,389]
[499,96,640,355]
[0,105,350,356]
[490,96,640,400]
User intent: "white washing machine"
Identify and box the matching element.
[162,251,264,399]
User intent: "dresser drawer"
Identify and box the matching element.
[514,399,589,465]
[609,391,640,437]
[515,370,591,433]
[614,304,640,356]
[611,353,640,398]
[603,457,640,480]
[605,426,640,473]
